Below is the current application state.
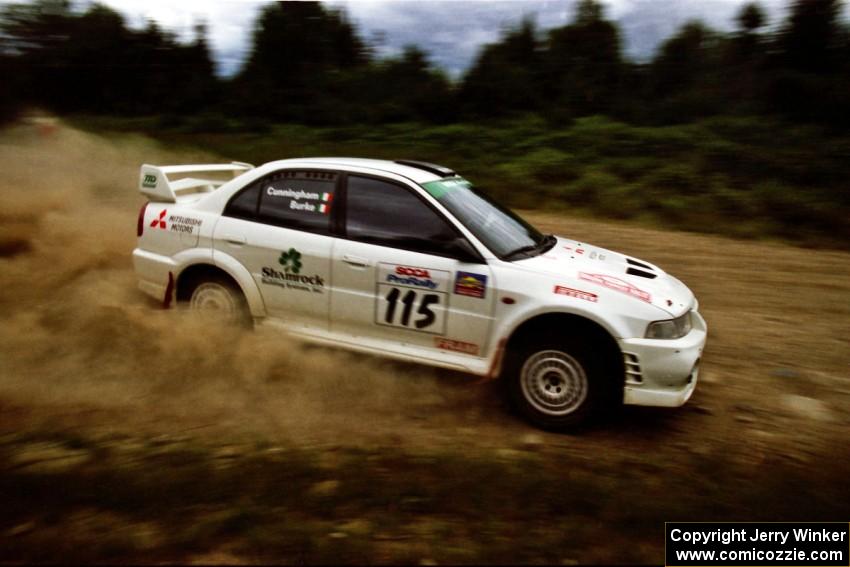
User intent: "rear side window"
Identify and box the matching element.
[224,183,260,219]
[345,175,460,256]
[227,170,337,234]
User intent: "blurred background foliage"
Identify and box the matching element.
[1,0,848,246]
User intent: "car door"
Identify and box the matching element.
[213,169,338,331]
[330,173,495,358]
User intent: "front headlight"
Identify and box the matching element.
[645,311,692,339]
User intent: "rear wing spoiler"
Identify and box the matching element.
[139,162,254,203]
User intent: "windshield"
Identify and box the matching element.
[422,177,546,260]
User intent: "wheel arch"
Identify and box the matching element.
[175,260,266,317]
[503,311,625,402]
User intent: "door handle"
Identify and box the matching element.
[224,234,246,245]
[343,254,370,268]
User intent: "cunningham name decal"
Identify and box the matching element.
[267,187,333,215]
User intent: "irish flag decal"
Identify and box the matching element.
[319,192,333,214]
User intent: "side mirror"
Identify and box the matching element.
[451,237,485,265]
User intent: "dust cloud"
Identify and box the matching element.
[0,120,495,449]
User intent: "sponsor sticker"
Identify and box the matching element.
[434,338,480,356]
[579,272,651,303]
[142,173,157,188]
[554,285,598,302]
[376,263,449,334]
[148,210,202,234]
[167,214,202,234]
[150,209,167,229]
[378,263,447,291]
[454,271,487,299]
[261,248,325,293]
[279,248,302,274]
[385,266,438,290]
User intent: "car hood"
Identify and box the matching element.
[515,236,695,317]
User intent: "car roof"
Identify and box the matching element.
[262,157,449,184]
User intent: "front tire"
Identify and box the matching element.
[504,334,603,431]
[187,278,251,328]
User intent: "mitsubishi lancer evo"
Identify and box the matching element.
[133,158,706,430]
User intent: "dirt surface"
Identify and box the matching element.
[0,121,848,564]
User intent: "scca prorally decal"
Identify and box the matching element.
[578,272,651,303]
[554,285,598,302]
[386,266,438,289]
[142,174,157,188]
[376,263,449,334]
[434,338,480,356]
[454,272,487,299]
[261,248,325,293]
[378,263,448,292]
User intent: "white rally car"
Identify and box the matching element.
[133,158,706,430]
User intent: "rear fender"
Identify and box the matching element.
[210,250,267,317]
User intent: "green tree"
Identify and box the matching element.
[234,1,368,120]
[648,21,725,122]
[377,46,453,122]
[768,0,849,124]
[778,0,843,72]
[0,1,219,116]
[738,2,766,32]
[459,18,542,118]
[540,0,624,120]
[722,3,769,112]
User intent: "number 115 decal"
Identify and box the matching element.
[376,263,449,334]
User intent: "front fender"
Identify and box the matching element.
[493,303,625,350]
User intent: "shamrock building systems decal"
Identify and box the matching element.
[261,248,325,293]
[278,248,302,274]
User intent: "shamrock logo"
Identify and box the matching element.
[278,248,302,274]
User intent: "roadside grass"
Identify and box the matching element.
[68,113,850,250]
[2,429,848,564]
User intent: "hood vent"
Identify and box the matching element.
[627,258,653,270]
[627,267,657,279]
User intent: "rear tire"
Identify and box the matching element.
[187,277,252,328]
[503,333,605,431]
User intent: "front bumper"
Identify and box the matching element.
[618,310,706,407]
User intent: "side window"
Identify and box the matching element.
[224,183,260,220]
[258,170,337,234]
[346,175,460,256]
